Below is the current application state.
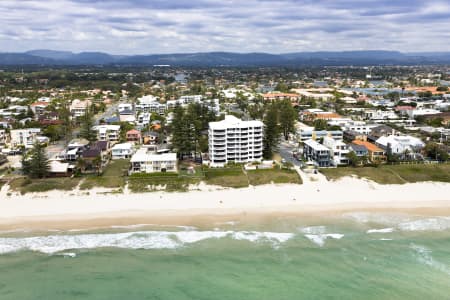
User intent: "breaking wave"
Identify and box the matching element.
[0,230,294,255]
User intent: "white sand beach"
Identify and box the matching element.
[1,175,450,230]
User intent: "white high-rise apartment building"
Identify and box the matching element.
[208,115,263,167]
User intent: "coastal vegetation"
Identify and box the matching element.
[321,163,450,184]
[79,159,129,190]
[9,177,81,194]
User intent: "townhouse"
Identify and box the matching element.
[303,139,332,167]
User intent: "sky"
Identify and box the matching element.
[1,0,450,54]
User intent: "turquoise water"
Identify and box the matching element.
[1,213,450,299]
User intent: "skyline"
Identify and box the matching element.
[1,0,450,55]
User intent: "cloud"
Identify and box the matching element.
[0,0,449,54]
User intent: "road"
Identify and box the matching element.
[278,140,302,167]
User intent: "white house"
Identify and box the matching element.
[10,128,41,148]
[92,125,121,142]
[70,99,92,118]
[303,139,332,167]
[130,148,177,173]
[208,115,263,167]
[118,103,133,113]
[111,143,135,160]
[323,137,349,166]
[376,135,425,155]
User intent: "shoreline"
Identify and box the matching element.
[1,177,450,231]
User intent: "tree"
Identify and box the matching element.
[59,104,73,144]
[278,100,297,140]
[313,119,328,130]
[24,143,50,178]
[263,103,280,159]
[93,155,102,176]
[347,151,360,167]
[424,142,449,161]
[79,108,97,141]
[76,157,86,173]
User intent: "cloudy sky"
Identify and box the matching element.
[1,0,450,54]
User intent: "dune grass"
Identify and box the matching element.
[321,163,450,184]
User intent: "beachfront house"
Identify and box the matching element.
[66,138,90,161]
[208,115,263,167]
[352,140,386,163]
[111,143,134,160]
[376,135,425,158]
[323,137,349,166]
[130,148,177,174]
[303,139,332,167]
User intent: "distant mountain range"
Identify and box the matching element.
[0,50,450,66]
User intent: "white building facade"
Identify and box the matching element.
[130,148,177,173]
[208,115,263,167]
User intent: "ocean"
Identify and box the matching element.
[1,212,450,300]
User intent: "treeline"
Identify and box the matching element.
[170,103,218,158]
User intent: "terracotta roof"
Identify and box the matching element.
[352,140,384,153]
[127,129,141,135]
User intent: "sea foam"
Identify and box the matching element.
[367,228,395,234]
[398,217,450,232]
[304,234,344,247]
[0,230,295,255]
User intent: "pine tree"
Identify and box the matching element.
[278,99,297,140]
[263,103,280,159]
[28,143,50,178]
[79,108,97,142]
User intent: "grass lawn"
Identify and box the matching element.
[247,167,302,186]
[203,166,249,188]
[80,159,129,190]
[9,177,82,194]
[321,163,450,184]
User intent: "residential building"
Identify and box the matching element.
[208,115,263,167]
[130,148,177,173]
[143,131,159,145]
[118,103,133,113]
[66,138,90,161]
[303,139,331,167]
[323,137,349,166]
[376,135,425,156]
[126,129,141,143]
[136,112,151,127]
[261,92,300,102]
[352,140,386,163]
[297,129,343,142]
[10,128,41,148]
[348,143,369,158]
[119,109,136,123]
[93,125,121,142]
[69,99,92,118]
[30,101,50,116]
[111,143,134,160]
